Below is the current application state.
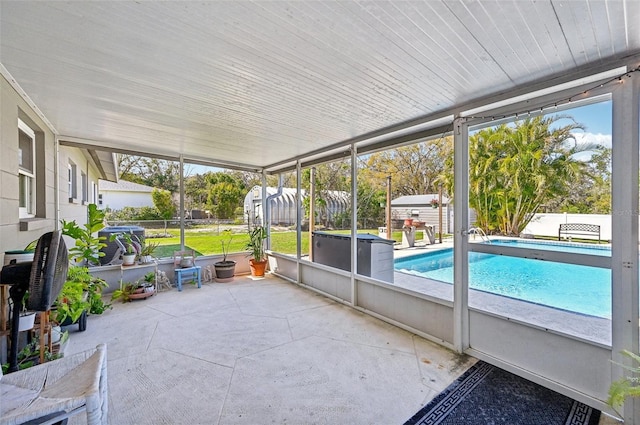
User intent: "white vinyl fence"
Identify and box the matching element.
[522,213,612,241]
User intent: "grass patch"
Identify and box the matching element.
[150,227,411,257]
[154,244,203,258]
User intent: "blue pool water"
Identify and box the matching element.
[394,241,611,318]
[488,239,611,256]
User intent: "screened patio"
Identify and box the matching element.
[1,1,640,423]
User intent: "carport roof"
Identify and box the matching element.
[1,1,639,174]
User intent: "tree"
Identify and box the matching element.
[206,173,246,219]
[118,155,180,193]
[302,160,351,227]
[442,115,598,235]
[362,137,453,199]
[547,147,611,214]
[152,188,176,233]
[184,173,210,211]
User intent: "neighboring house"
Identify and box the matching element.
[0,72,117,260]
[98,180,155,211]
[391,194,474,234]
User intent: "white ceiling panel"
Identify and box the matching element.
[1,1,639,172]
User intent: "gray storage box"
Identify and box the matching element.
[312,232,394,283]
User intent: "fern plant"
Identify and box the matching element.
[609,350,640,409]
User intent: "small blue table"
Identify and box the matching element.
[174,266,202,291]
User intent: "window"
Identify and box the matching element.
[91,181,97,204]
[81,172,88,204]
[68,161,77,201]
[18,119,35,218]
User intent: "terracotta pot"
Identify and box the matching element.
[403,219,413,226]
[129,285,155,300]
[249,259,268,277]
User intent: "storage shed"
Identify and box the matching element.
[390,194,476,234]
[244,186,349,227]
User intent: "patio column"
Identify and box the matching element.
[350,145,358,306]
[179,155,185,249]
[296,160,302,283]
[262,172,268,243]
[611,69,640,424]
[453,116,470,353]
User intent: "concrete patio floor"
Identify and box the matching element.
[64,273,476,425]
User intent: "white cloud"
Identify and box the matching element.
[572,131,612,148]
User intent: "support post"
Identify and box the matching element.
[438,183,443,243]
[386,176,392,240]
[611,70,640,424]
[350,146,358,306]
[453,117,469,353]
[296,161,302,269]
[309,167,315,261]
[179,155,185,250]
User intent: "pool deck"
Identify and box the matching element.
[391,237,612,347]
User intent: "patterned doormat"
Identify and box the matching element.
[404,361,601,425]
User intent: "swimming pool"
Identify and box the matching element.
[394,240,611,318]
[487,239,611,256]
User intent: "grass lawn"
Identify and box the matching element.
[150,228,418,257]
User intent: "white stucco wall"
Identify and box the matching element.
[100,190,154,211]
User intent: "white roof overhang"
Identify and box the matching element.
[1,1,639,174]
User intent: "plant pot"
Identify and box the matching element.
[18,311,36,331]
[46,325,63,345]
[59,310,88,332]
[129,284,155,300]
[403,219,413,226]
[4,250,35,266]
[139,255,154,264]
[122,253,137,266]
[180,256,194,268]
[214,260,236,282]
[249,259,268,277]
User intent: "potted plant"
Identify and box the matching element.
[4,239,37,266]
[109,232,140,266]
[431,198,439,209]
[18,307,36,331]
[51,265,111,332]
[245,225,268,277]
[214,229,236,282]
[13,290,36,331]
[609,350,640,411]
[60,203,107,266]
[138,236,159,264]
[111,272,155,303]
[1,336,64,374]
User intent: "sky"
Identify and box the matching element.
[557,100,612,148]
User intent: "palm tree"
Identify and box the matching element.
[470,115,595,235]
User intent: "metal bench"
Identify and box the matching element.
[558,223,601,243]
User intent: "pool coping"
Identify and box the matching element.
[391,270,612,347]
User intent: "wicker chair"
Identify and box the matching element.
[0,344,108,425]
